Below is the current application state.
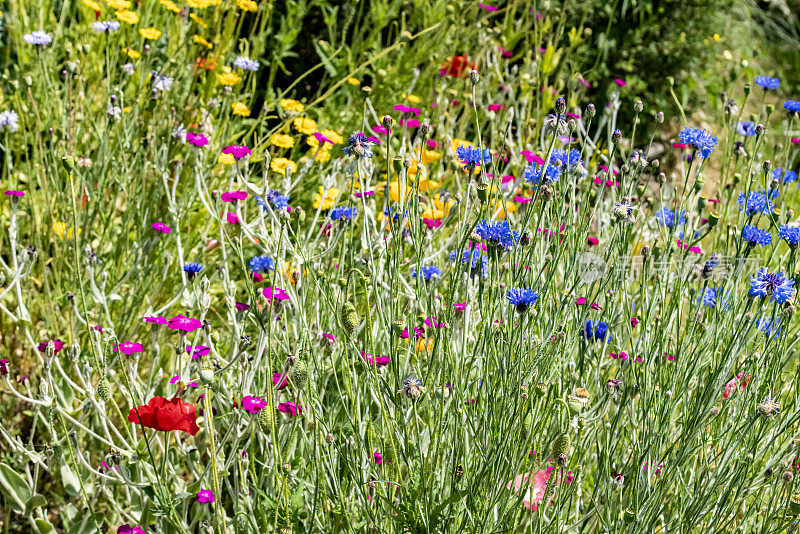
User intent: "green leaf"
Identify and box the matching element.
[0,462,31,513]
[59,463,80,497]
[26,493,48,513]
[34,519,56,534]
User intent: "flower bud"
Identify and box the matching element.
[339,302,359,335]
[200,368,214,385]
[633,100,643,113]
[585,103,596,119]
[97,377,112,402]
[656,111,664,123]
[469,70,479,85]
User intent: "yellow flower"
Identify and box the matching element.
[292,117,317,135]
[237,0,257,11]
[723,50,733,60]
[312,148,331,162]
[187,0,213,7]
[713,33,722,42]
[106,0,131,9]
[115,10,139,24]
[193,34,213,49]
[218,153,235,165]
[122,47,141,59]
[231,102,250,117]
[280,98,304,113]
[270,158,297,175]
[387,181,413,203]
[415,176,440,192]
[492,200,518,219]
[320,129,343,144]
[159,0,180,12]
[52,222,81,239]
[347,77,360,86]
[313,186,340,210]
[81,0,101,10]
[413,146,442,164]
[269,134,294,149]
[406,94,421,103]
[139,27,161,39]
[122,106,131,113]
[217,71,241,86]
[189,13,207,27]
[450,138,473,154]
[415,338,434,352]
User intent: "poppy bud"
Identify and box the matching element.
[791,494,800,515]
[551,432,571,462]
[623,508,636,524]
[476,183,489,203]
[585,103,595,118]
[97,377,112,402]
[291,360,309,391]
[633,100,643,113]
[521,412,532,437]
[259,405,275,431]
[200,368,214,385]
[339,302,359,335]
[555,97,566,114]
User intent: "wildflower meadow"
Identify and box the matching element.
[2,0,800,532]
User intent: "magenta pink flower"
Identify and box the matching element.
[186,345,210,358]
[5,190,24,197]
[614,78,627,86]
[272,373,289,389]
[37,339,64,354]
[168,314,203,332]
[278,402,303,416]
[186,132,209,147]
[630,317,640,327]
[144,315,167,325]
[235,302,250,311]
[114,341,143,355]
[422,218,442,229]
[520,150,544,164]
[363,355,390,367]
[313,132,333,145]
[723,370,750,400]
[221,191,248,202]
[321,333,335,346]
[262,287,289,301]
[196,489,215,504]
[478,3,497,10]
[241,396,267,413]
[488,104,505,111]
[587,237,599,246]
[222,145,251,158]
[373,452,383,465]
[426,139,437,149]
[225,212,240,224]
[151,222,171,234]
[118,525,146,534]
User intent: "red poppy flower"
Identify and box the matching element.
[128,396,200,436]
[441,56,476,78]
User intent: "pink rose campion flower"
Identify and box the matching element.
[168,315,203,332]
[186,345,210,358]
[222,145,251,158]
[144,315,167,325]
[114,341,143,355]
[151,222,171,234]
[37,339,64,354]
[221,191,248,202]
[263,287,289,301]
[278,402,303,416]
[241,396,268,414]
[273,373,289,390]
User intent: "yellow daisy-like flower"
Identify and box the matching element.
[81,0,101,10]
[193,34,213,49]
[217,71,241,86]
[139,27,161,39]
[269,134,294,149]
[292,117,317,135]
[189,13,207,27]
[320,129,343,144]
[313,186,340,210]
[312,148,331,162]
[115,10,139,24]
[52,222,81,239]
[280,98,304,113]
[237,0,257,11]
[218,153,235,165]
[413,146,442,164]
[122,47,141,59]
[270,158,298,176]
[387,181,413,203]
[187,0,213,7]
[106,0,131,9]
[122,106,131,113]
[231,102,250,117]
[492,200,518,220]
[415,338,434,352]
[347,77,360,86]
[159,0,180,13]
[406,94,421,104]
[415,176,440,193]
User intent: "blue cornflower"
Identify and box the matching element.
[249,255,274,272]
[233,56,260,72]
[92,20,121,33]
[255,189,290,211]
[580,320,611,343]
[755,75,780,90]
[773,168,797,184]
[784,100,800,113]
[456,145,492,169]
[736,121,757,137]
[475,220,519,252]
[779,224,800,246]
[0,111,19,133]
[329,206,358,221]
[737,191,774,216]
[654,208,686,228]
[678,127,718,159]
[524,162,561,185]
[749,267,795,303]
[343,132,374,158]
[411,265,441,281]
[754,316,782,339]
[550,149,582,167]
[742,225,772,246]
[23,31,52,46]
[506,288,539,313]
[449,249,488,278]
[183,262,203,279]
[698,287,729,309]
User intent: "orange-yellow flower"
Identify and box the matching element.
[280,99,304,113]
[115,10,139,24]
[269,134,294,149]
[217,70,241,86]
[159,0,180,13]
[313,186,339,210]
[421,196,455,219]
[237,0,257,11]
[293,117,317,135]
[189,13,207,27]
[82,0,101,10]
[193,35,213,49]
[139,27,161,39]
[122,47,141,59]
[270,158,297,175]
[107,0,131,9]
[187,0,213,7]
[231,102,250,117]
[218,153,235,165]
[312,148,331,162]
[347,77,360,86]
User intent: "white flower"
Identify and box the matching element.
[23,31,52,46]
[107,103,121,120]
[152,74,174,92]
[122,63,135,75]
[0,110,19,133]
